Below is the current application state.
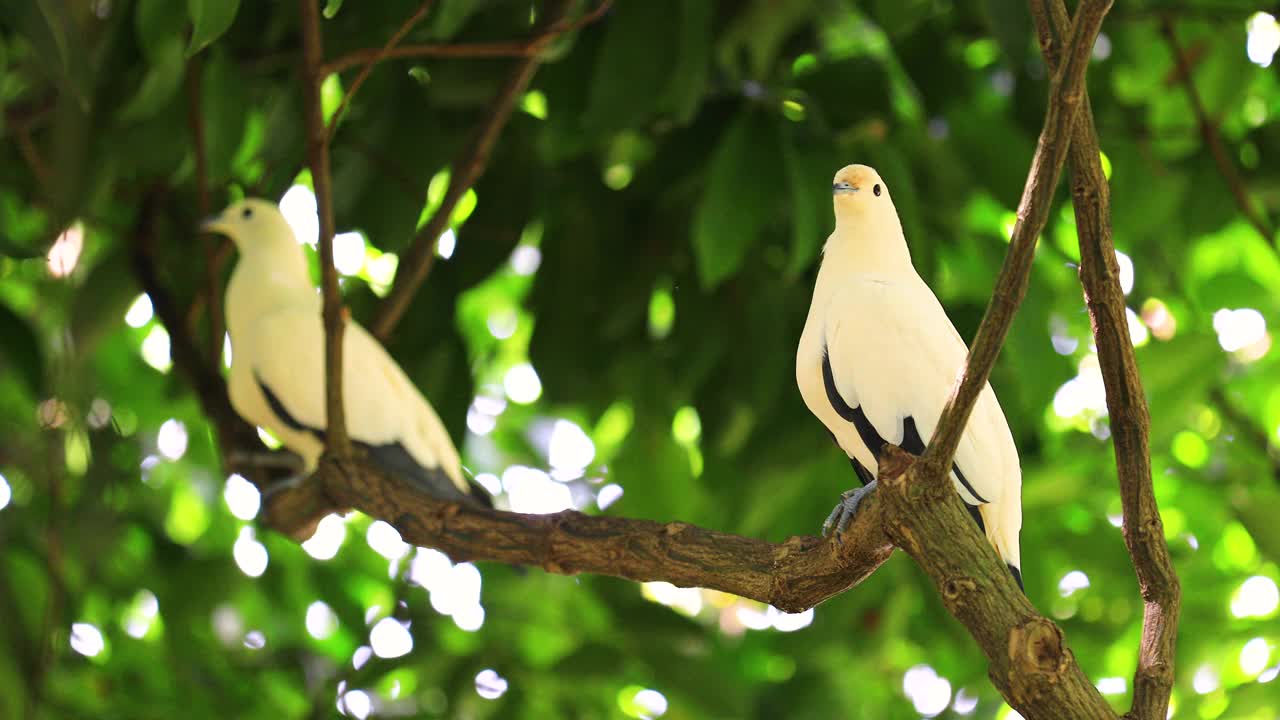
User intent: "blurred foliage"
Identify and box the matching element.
[2,0,1280,718]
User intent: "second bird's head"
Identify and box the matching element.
[831,164,897,223]
[200,198,297,252]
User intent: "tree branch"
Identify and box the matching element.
[256,5,1122,718]
[299,0,352,456]
[920,0,1109,481]
[264,455,896,612]
[1160,17,1275,244]
[1033,3,1181,719]
[129,190,259,451]
[185,59,225,371]
[877,449,1116,718]
[128,2,1143,716]
[319,0,612,76]
[324,1,436,146]
[369,0,578,340]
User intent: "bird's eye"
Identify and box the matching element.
[873,184,882,197]
[241,207,254,220]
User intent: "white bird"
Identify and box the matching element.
[795,165,1022,587]
[203,198,487,507]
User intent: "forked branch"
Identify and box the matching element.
[1033,3,1181,718]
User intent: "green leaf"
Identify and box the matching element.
[135,0,189,62]
[186,0,241,57]
[0,233,44,260]
[0,302,42,395]
[659,0,714,124]
[200,51,249,182]
[692,111,782,289]
[584,0,680,132]
[25,0,92,109]
[981,0,1032,69]
[118,38,186,122]
[431,0,478,38]
[322,0,344,18]
[779,125,831,276]
[70,250,139,355]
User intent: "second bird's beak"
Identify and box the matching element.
[199,214,227,236]
[832,182,858,195]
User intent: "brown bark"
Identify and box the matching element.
[1030,3,1181,718]
[299,0,352,456]
[128,1,1158,717]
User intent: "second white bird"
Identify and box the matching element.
[205,199,487,507]
[796,165,1023,586]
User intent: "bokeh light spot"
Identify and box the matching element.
[475,668,509,699]
[302,514,347,560]
[369,617,413,658]
[233,527,269,577]
[223,474,261,520]
[70,622,105,657]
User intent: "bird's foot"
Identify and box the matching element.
[228,448,306,473]
[821,479,878,540]
[226,449,309,498]
[260,471,310,500]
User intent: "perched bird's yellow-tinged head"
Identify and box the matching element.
[200,198,297,252]
[831,164,895,220]
[825,164,910,270]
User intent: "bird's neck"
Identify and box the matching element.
[823,211,916,278]
[225,246,319,343]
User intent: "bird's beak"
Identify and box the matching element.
[832,182,859,195]
[199,214,228,236]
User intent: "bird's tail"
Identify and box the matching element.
[979,499,1023,590]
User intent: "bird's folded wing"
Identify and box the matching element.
[824,277,1010,506]
[247,309,467,494]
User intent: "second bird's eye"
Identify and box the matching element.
[873,184,882,196]
[242,207,254,219]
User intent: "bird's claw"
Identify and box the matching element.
[821,479,878,542]
[226,449,309,499]
[261,472,308,499]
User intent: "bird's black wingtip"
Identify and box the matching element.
[1008,564,1024,593]
[467,479,495,509]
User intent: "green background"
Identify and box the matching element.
[1,1,1279,718]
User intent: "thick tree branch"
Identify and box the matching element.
[1033,3,1181,719]
[1160,17,1275,244]
[324,1,436,146]
[319,1,612,76]
[920,0,1109,481]
[369,0,577,341]
[299,0,351,456]
[264,456,895,611]
[877,449,1115,718]
[129,3,1138,717]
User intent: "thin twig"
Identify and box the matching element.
[299,0,351,455]
[186,59,225,369]
[369,0,578,340]
[1160,17,1275,243]
[1034,3,1180,719]
[324,1,436,146]
[920,0,1110,478]
[319,0,612,76]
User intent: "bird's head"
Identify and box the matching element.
[200,198,297,252]
[831,164,895,223]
